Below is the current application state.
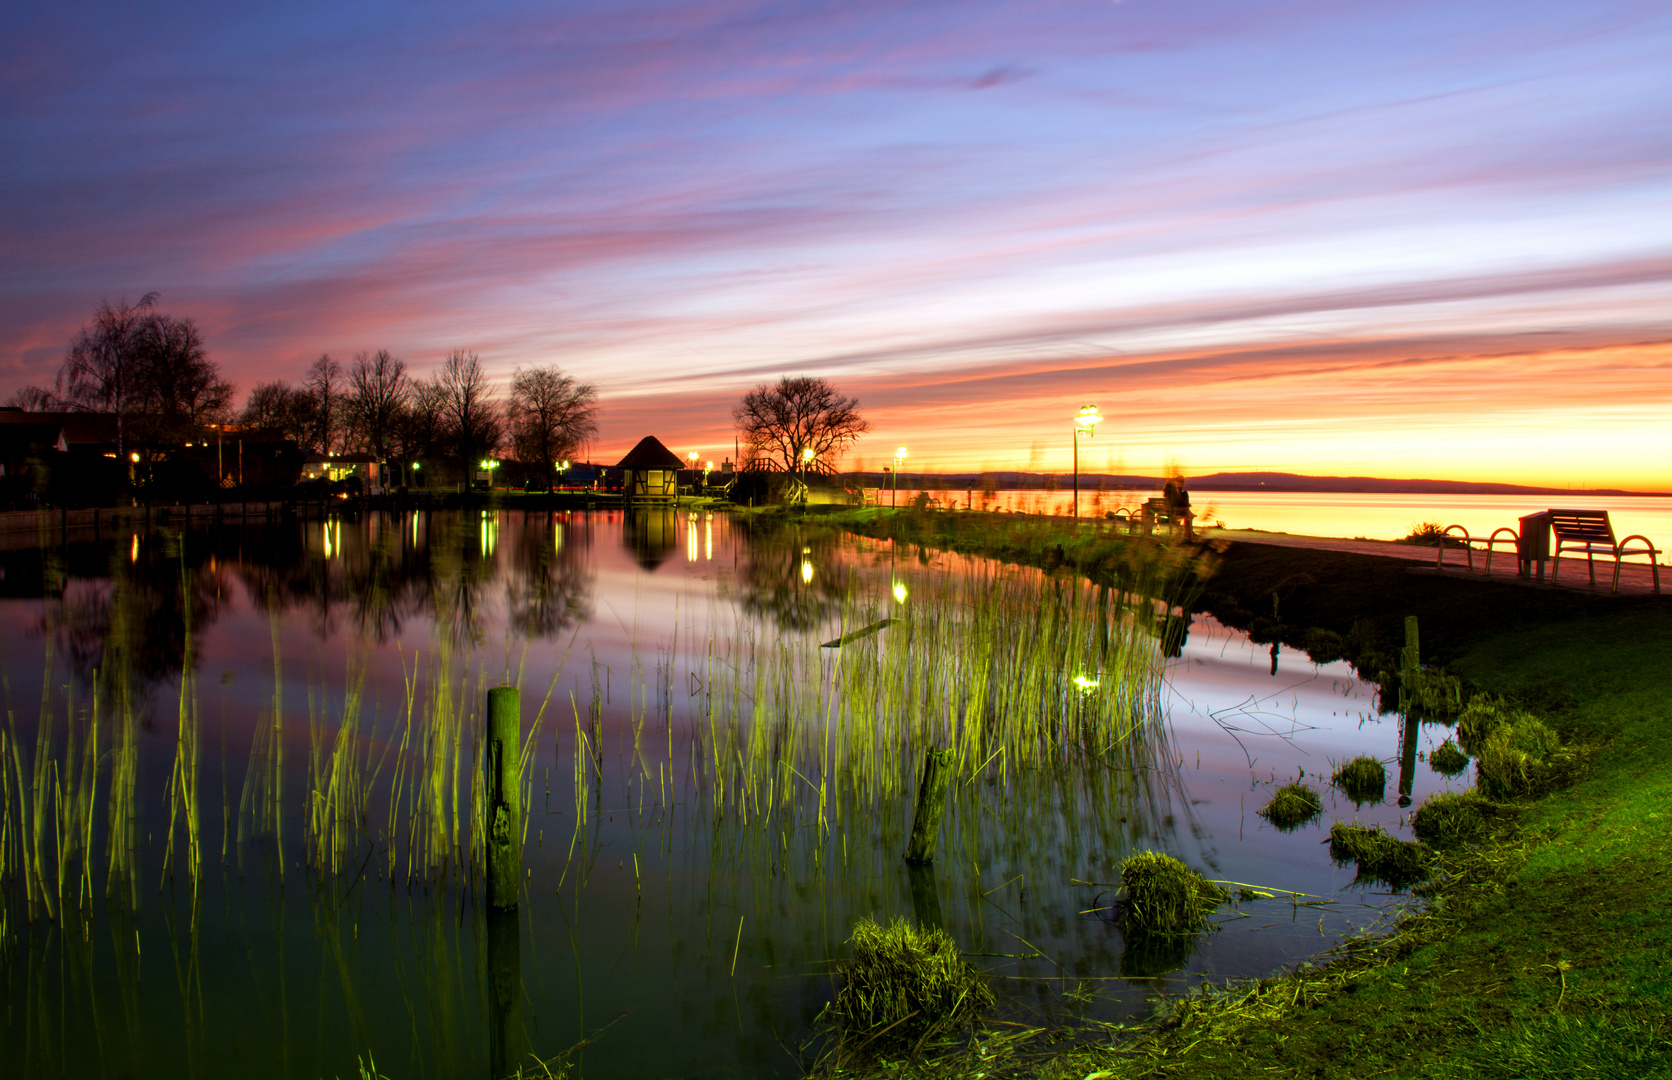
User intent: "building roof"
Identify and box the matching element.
[614,436,684,471]
[0,422,68,455]
[0,410,116,446]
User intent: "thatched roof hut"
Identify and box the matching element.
[615,436,684,501]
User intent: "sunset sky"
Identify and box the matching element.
[3,1,1667,487]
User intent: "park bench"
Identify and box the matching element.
[1434,524,1521,576]
[1548,508,1661,595]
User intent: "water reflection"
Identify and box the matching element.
[622,507,678,571]
[2,510,598,671]
[734,519,846,631]
[0,512,1455,1079]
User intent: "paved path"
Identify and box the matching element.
[1199,528,1665,597]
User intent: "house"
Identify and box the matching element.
[614,436,685,502]
[302,452,384,493]
[0,421,67,501]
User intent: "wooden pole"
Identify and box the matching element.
[486,906,522,1077]
[485,686,522,909]
[1397,616,1421,806]
[904,748,954,865]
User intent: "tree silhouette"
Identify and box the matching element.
[733,376,868,474]
[508,366,597,487]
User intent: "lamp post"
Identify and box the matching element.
[1072,405,1101,519]
[892,447,907,508]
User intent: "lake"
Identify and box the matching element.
[0,509,1469,1078]
[896,487,1672,546]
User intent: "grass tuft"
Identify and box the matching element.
[1327,821,1431,887]
[1118,851,1229,937]
[825,917,994,1051]
[1475,712,1580,801]
[1428,738,1470,776]
[1331,756,1386,805]
[1411,790,1516,849]
[1257,781,1322,830]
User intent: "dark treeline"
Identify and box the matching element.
[6,296,599,499]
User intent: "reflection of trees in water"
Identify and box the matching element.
[234,513,431,642]
[39,539,231,722]
[17,512,596,686]
[505,513,592,638]
[734,520,846,633]
[226,511,595,646]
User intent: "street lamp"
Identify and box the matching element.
[1072,405,1101,519]
[892,447,907,509]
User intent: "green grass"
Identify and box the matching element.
[1256,780,1322,830]
[1411,790,1515,849]
[822,917,994,1053]
[1331,755,1387,805]
[1428,737,1469,776]
[798,532,1672,1080]
[1117,851,1228,937]
[1327,821,1431,887]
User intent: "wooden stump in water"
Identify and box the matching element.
[908,863,944,928]
[904,748,954,865]
[486,687,522,909]
[486,907,523,1077]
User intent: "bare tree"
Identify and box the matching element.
[436,350,501,472]
[57,293,159,458]
[240,381,314,443]
[4,385,64,411]
[304,353,342,455]
[132,314,234,442]
[508,366,598,488]
[345,349,410,461]
[400,376,448,464]
[733,375,868,474]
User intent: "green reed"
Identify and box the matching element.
[692,554,1174,834]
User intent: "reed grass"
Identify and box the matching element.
[1116,851,1228,937]
[824,916,993,1052]
[691,554,1175,839]
[1257,781,1322,830]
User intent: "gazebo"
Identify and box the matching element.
[615,436,684,502]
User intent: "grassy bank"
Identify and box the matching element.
[802,511,1672,1079]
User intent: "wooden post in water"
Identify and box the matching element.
[1397,616,1421,806]
[904,748,954,865]
[486,906,522,1078]
[485,686,522,909]
[907,863,944,928]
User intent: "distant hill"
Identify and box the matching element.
[843,469,1665,498]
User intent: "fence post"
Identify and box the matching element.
[485,687,522,908]
[904,748,954,865]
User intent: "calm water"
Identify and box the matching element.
[895,487,1672,546]
[0,510,1466,1079]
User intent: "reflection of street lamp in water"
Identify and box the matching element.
[892,447,907,508]
[1072,405,1101,518]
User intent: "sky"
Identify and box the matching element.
[2,0,1668,488]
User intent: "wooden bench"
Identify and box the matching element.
[1549,508,1661,595]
